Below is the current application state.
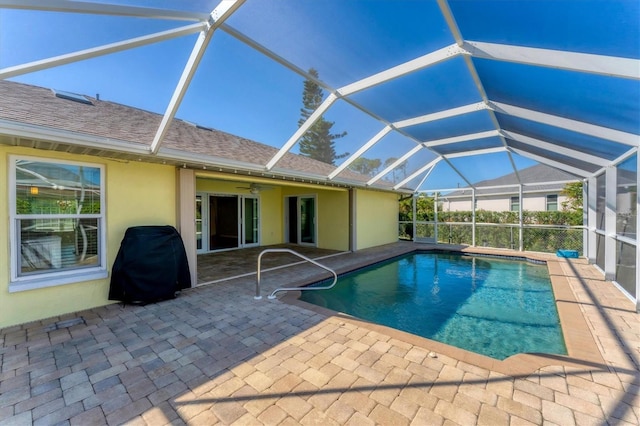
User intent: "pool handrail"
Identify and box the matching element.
[254,248,338,300]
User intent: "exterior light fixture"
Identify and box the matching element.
[30,186,38,195]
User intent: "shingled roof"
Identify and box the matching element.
[0,80,379,189]
[443,163,580,198]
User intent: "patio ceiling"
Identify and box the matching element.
[1,0,638,193]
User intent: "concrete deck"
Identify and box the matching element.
[1,242,638,425]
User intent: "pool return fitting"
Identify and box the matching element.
[255,248,338,300]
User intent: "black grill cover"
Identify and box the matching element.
[109,225,191,303]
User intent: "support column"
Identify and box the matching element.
[587,176,597,263]
[636,154,639,312]
[583,179,589,259]
[177,168,197,287]
[518,184,523,251]
[349,188,356,251]
[434,192,439,243]
[412,194,417,242]
[471,189,476,247]
[604,166,617,281]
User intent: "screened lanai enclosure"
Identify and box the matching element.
[1,0,638,308]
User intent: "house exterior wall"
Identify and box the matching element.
[259,188,283,246]
[443,193,568,212]
[0,146,177,328]
[444,198,473,212]
[355,189,398,250]
[525,195,559,211]
[1,149,392,328]
[317,190,349,251]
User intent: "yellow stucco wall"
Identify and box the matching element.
[0,147,176,328]
[317,190,349,251]
[355,189,399,250]
[260,189,283,246]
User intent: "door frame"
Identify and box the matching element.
[284,194,317,246]
[196,191,260,253]
[241,195,260,248]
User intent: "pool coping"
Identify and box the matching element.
[280,245,607,377]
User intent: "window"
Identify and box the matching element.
[510,196,520,212]
[53,89,93,105]
[10,156,107,291]
[546,194,558,211]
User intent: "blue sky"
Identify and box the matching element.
[2,1,637,190]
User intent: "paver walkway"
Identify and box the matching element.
[0,242,638,425]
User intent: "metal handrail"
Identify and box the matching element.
[254,248,338,300]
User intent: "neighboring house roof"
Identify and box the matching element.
[444,164,580,198]
[0,80,381,189]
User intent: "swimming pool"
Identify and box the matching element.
[300,252,567,360]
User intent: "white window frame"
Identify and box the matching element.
[510,196,520,212]
[546,194,559,211]
[9,155,108,292]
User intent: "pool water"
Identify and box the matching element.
[300,252,567,360]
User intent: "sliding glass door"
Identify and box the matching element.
[300,196,315,244]
[210,195,239,250]
[197,193,259,253]
[286,195,316,246]
[243,197,259,246]
[196,195,203,251]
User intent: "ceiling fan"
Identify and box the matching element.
[236,183,274,194]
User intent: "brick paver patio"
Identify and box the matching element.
[1,242,638,425]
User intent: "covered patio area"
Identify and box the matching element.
[1,243,637,425]
[196,244,347,285]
